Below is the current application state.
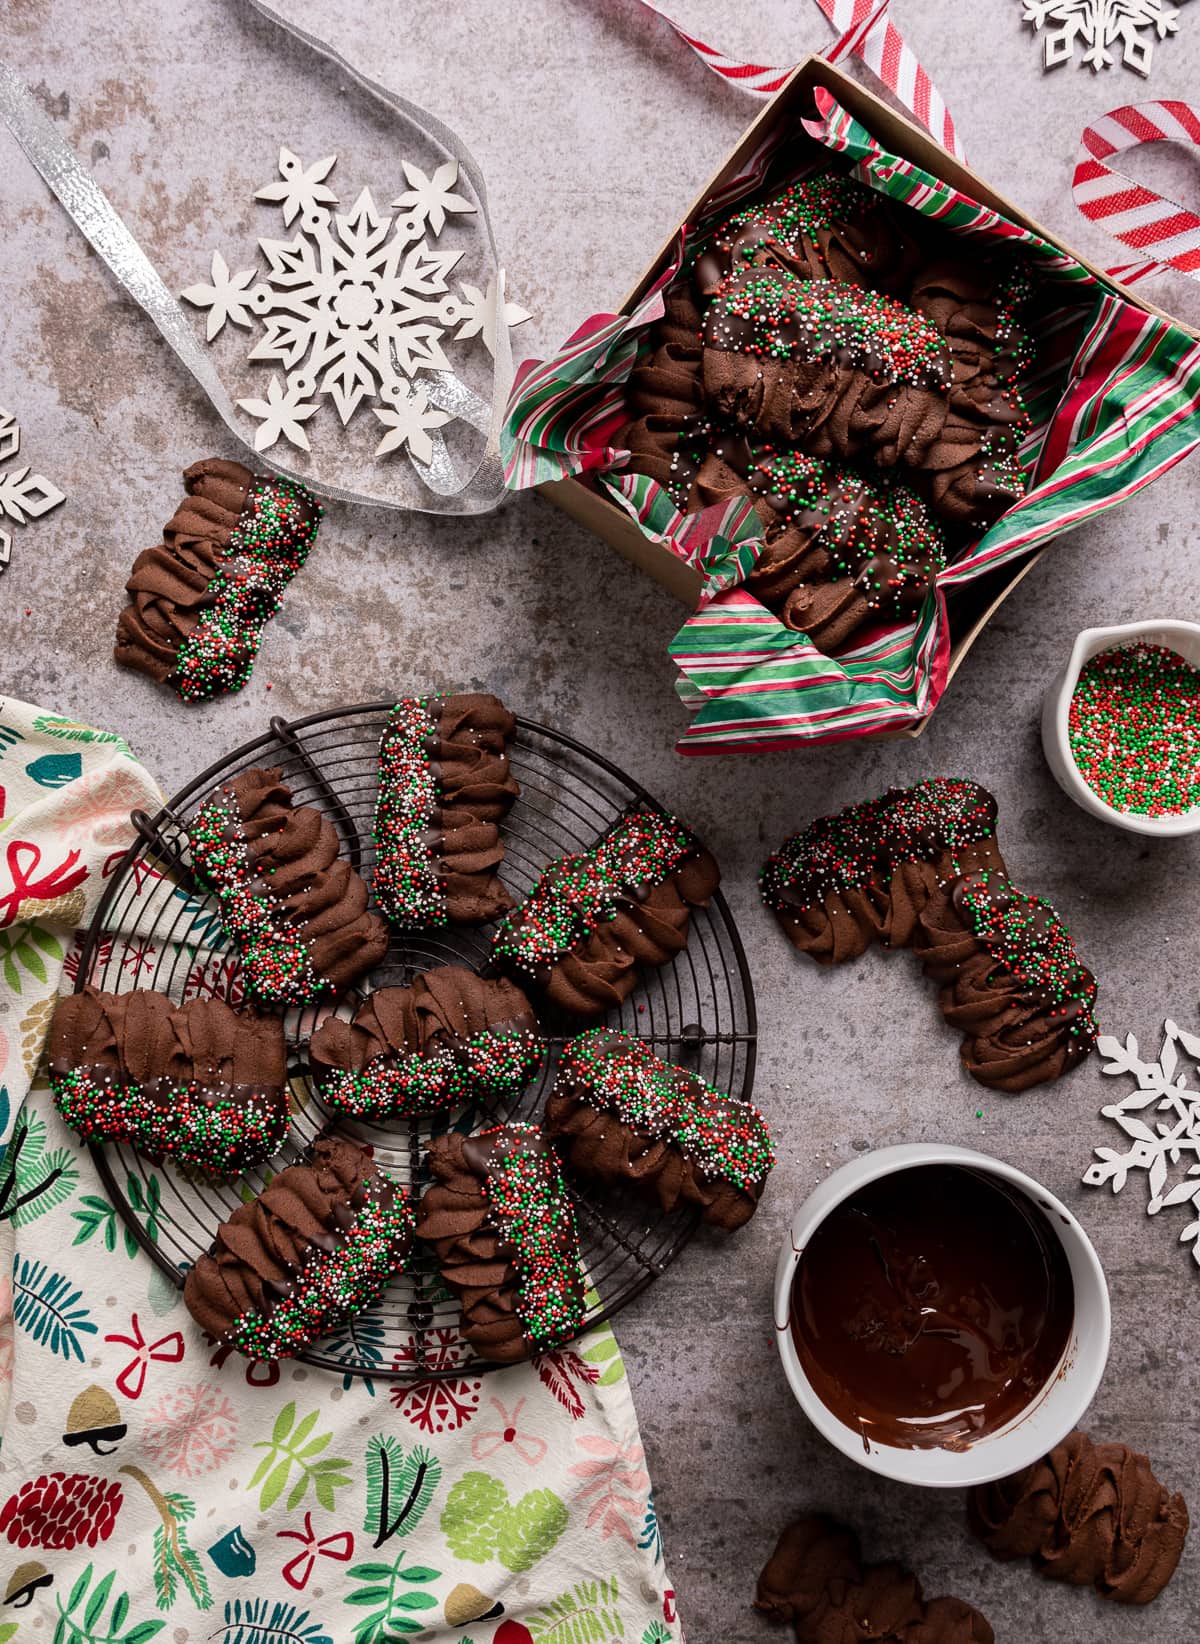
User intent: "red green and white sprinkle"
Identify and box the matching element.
[478,1124,584,1349]
[52,1069,286,1175]
[761,777,996,910]
[174,478,320,702]
[225,1178,413,1360]
[494,810,700,973]
[749,450,947,606]
[560,1028,774,1193]
[956,871,1097,1044]
[373,696,448,927]
[709,272,951,388]
[189,786,328,1009]
[718,171,878,266]
[1068,642,1200,818]
[318,1029,543,1122]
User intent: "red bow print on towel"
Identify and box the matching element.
[470,1396,548,1468]
[104,1313,185,1400]
[0,839,88,927]
[277,1512,354,1589]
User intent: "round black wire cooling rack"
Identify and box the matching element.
[75,703,758,1381]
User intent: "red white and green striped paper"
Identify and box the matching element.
[502,89,1200,756]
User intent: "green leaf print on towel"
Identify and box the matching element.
[121,1467,213,1614]
[364,1435,442,1547]
[441,1473,568,1573]
[4,1108,79,1227]
[0,922,63,992]
[527,1574,623,1641]
[12,1255,97,1361]
[31,714,129,750]
[216,1597,332,1644]
[72,1176,159,1260]
[343,1554,440,1644]
[52,1562,166,1644]
[578,1288,626,1387]
[247,1402,352,1512]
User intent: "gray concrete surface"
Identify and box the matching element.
[4,1,1200,1637]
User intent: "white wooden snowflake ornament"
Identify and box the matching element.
[1021,0,1186,75]
[0,408,66,574]
[457,272,533,361]
[181,148,530,464]
[1083,1019,1200,1268]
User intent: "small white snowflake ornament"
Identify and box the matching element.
[237,376,318,454]
[456,272,533,361]
[1021,0,1187,74]
[182,147,530,469]
[392,159,475,236]
[372,383,452,466]
[1084,1019,1200,1267]
[0,408,66,574]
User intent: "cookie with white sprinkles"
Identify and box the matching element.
[188,767,389,1010]
[183,1134,413,1360]
[373,692,519,929]
[546,1028,774,1230]
[48,986,289,1176]
[492,809,720,1020]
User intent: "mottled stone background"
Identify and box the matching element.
[3,1,1200,1637]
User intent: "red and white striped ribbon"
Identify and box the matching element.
[636,1,792,95]
[633,8,1200,292]
[632,0,965,159]
[818,0,961,158]
[1075,101,1200,287]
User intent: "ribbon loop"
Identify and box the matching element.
[1075,101,1200,285]
[632,0,965,161]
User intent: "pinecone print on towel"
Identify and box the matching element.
[0,1472,123,1550]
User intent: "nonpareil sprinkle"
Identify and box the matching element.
[1067,642,1200,818]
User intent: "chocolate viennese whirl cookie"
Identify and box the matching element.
[308,967,541,1121]
[622,285,709,507]
[188,767,389,1009]
[48,986,288,1175]
[908,258,1034,530]
[373,692,520,928]
[546,1028,774,1230]
[702,269,954,467]
[694,169,925,300]
[914,869,1098,1092]
[693,443,947,653]
[492,809,720,1020]
[184,1134,413,1360]
[756,1515,994,1643]
[416,1123,585,1363]
[761,778,1004,964]
[115,458,320,701]
[969,1430,1188,1606]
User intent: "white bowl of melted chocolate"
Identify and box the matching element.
[775,1143,1110,1487]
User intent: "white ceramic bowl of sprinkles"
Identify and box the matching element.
[1041,618,1200,838]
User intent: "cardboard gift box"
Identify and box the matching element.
[503,55,1200,753]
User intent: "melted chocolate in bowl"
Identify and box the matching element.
[790,1164,1074,1451]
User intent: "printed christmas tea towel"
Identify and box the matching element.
[0,696,679,1644]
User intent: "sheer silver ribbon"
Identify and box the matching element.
[0,0,513,514]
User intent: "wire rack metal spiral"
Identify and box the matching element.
[74,702,758,1382]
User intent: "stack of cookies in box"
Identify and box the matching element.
[621,168,1034,654]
